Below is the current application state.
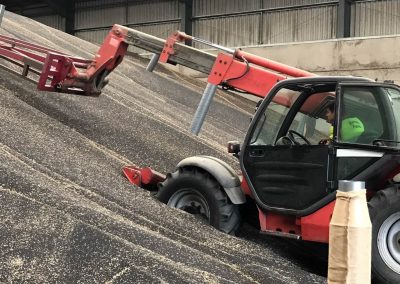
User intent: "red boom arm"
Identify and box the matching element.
[159,31,315,99]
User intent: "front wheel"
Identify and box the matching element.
[157,167,241,234]
[368,187,400,283]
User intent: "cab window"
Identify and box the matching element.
[250,86,335,146]
[250,88,300,145]
[288,92,333,145]
[339,86,400,147]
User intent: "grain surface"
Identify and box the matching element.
[0,11,326,283]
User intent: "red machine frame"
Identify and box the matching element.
[0,25,335,243]
[124,30,334,243]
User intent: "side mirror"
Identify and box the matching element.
[227,141,241,155]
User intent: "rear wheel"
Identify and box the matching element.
[157,167,241,234]
[368,186,400,283]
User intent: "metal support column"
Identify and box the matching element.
[179,0,193,45]
[66,1,75,35]
[337,0,352,38]
[125,0,129,25]
[0,5,5,27]
[258,0,264,45]
[190,83,217,135]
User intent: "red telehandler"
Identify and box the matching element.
[1,24,399,283]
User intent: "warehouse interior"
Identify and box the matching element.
[1,1,400,283]
[4,0,400,45]
[3,0,400,83]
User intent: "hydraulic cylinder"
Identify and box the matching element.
[190,83,217,135]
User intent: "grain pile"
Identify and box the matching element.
[0,12,326,283]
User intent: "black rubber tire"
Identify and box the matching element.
[156,167,241,235]
[368,186,400,284]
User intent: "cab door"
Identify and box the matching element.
[241,83,336,215]
[334,82,400,183]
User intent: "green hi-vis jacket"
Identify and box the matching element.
[329,117,364,142]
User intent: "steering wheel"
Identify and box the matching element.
[288,130,311,145]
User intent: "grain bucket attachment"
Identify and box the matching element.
[0,25,128,95]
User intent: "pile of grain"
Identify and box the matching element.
[0,11,325,283]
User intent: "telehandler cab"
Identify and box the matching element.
[157,76,400,283]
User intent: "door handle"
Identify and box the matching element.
[250,149,265,157]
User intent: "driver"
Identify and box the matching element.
[320,102,365,144]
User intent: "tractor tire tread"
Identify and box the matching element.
[368,185,400,284]
[157,166,240,235]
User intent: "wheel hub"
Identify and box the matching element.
[167,188,210,220]
[378,212,400,273]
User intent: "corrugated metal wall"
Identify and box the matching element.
[24,0,400,49]
[74,0,180,45]
[194,15,260,48]
[192,0,337,47]
[262,5,337,45]
[352,0,400,37]
[192,0,331,15]
[126,0,180,39]
[126,0,179,23]
[262,0,334,8]
[75,0,125,30]
[193,0,260,15]
[33,15,66,32]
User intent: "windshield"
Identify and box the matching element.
[249,85,335,146]
[250,88,299,145]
